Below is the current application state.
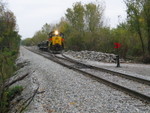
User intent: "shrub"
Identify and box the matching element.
[142,55,150,64]
[6,86,23,101]
[0,86,23,113]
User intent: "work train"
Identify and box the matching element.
[38,30,64,53]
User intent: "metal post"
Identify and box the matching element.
[116,55,120,67]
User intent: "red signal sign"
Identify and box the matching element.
[114,43,121,49]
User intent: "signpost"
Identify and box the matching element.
[114,43,121,67]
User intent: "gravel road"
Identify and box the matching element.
[11,47,150,113]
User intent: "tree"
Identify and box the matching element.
[32,31,47,45]
[65,2,105,51]
[65,2,85,50]
[21,38,32,46]
[84,3,105,51]
[125,0,150,56]
[125,0,145,55]
[66,2,84,32]
[84,3,104,32]
[142,0,150,54]
[41,23,52,34]
[0,1,21,112]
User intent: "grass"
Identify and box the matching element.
[0,86,23,113]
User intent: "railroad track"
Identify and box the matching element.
[26,47,150,104]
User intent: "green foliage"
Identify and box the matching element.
[6,86,23,101]
[125,0,150,58]
[0,90,9,113]
[21,38,32,46]
[64,2,105,51]
[0,1,21,112]
[0,86,23,113]
[41,23,52,34]
[142,0,150,55]
[0,50,18,82]
[125,0,145,54]
[66,2,84,32]
[32,31,47,45]
[0,50,21,113]
[58,17,71,34]
[66,31,85,50]
[142,55,150,64]
[84,3,104,32]
[22,23,54,46]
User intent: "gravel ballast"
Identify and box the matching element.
[11,47,150,113]
[64,52,150,81]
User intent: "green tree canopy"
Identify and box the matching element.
[125,0,150,56]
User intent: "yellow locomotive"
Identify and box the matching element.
[38,30,64,53]
[48,30,64,51]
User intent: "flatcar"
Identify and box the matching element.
[38,30,64,53]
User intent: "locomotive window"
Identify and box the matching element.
[60,33,64,38]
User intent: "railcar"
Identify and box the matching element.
[38,30,64,53]
[48,30,64,52]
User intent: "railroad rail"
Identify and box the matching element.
[26,47,150,104]
[61,54,150,86]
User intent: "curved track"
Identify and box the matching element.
[26,47,150,104]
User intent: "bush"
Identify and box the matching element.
[142,55,150,64]
[0,86,23,113]
[6,86,23,101]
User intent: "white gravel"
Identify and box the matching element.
[81,69,150,96]
[11,47,150,113]
[64,54,150,81]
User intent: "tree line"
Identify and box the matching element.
[22,1,150,63]
[0,0,21,112]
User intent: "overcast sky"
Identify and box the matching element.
[7,0,127,39]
